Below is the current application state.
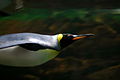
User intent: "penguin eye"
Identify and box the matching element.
[67,34,73,36]
[63,34,73,40]
[60,34,74,49]
[67,34,73,38]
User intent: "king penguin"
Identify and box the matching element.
[0,33,94,67]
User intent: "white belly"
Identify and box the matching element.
[0,46,59,67]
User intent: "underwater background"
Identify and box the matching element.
[0,0,120,80]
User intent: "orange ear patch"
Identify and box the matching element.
[57,34,63,42]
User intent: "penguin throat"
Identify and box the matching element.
[60,39,74,49]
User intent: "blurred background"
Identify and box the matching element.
[0,0,120,80]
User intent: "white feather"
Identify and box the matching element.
[0,46,59,67]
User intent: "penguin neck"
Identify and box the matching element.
[51,35,61,51]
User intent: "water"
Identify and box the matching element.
[0,0,120,80]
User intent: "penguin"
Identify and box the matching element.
[0,33,94,67]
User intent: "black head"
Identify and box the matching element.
[57,33,95,49]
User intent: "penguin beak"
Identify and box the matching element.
[72,34,95,40]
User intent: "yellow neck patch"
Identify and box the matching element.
[57,34,63,42]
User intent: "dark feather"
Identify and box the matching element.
[19,43,46,51]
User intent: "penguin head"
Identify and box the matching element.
[57,33,94,50]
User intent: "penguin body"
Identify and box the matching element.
[0,46,59,67]
[0,33,94,67]
[0,33,60,67]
